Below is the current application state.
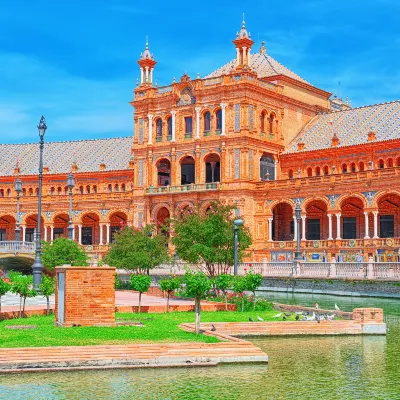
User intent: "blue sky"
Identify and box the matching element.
[1,0,399,144]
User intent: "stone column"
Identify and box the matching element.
[236,48,240,66]
[210,162,216,183]
[50,226,54,242]
[150,68,153,84]
[293,216,297,241]
[145,66,149,83]
[336,213,341,240]
[106,223,110,244]
[171,111,176,142]
[242,47,247,65]
[195,107,201,139]
[21,225,26,241]
[140,68,144,84]
[44,226,48,242]
[99,224,104,245]
[373,211,379,238]
[268,217,273,242]
[327,213,333,240]
[364,211,370,239]
[221,103,227,136]
[147,114,153,144]
[301,215,306,241]
[78,224,82,245]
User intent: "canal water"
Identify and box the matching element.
[1,293,399,399]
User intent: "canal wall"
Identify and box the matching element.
[259,278,400,298]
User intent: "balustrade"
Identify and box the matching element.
[146,182,220,195]
[0,241,35,253]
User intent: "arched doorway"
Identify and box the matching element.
[156,207,170,236]
[260,153,275,181]
[53,213,69,240]
[340,197,365,239]
[181,156,195,185]
[305,200,328,240]
[109,211,128,243]
[205,154,220,183]
[272,203,294,241]
[156,159,171,186]
[24,215,44,242]
[377,193,400,238]
[0,215,16,241]
[81,213,100,245]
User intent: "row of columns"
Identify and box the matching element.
[267,211,381,241]
[236,47,250,66]
[140,67,154,85]
[147,104,227,144]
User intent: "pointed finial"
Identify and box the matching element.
[260,40,266,55]
[145,35,149,49]
[242,13,245,28]
[197,72,200,79]
[136,78,139,87]
[173,77,176,83]
[155,79,158,87]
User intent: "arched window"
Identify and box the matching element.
[108,184,113,192]
[216,109,222,132]
[93,185,98,194]
[359,162,365,172]
[379,159,384,169]
[323,166,329,175]
[204,111,211,133]
[388,158,393,167]
[0,189,3,197]
[342,164,348,173]
[307,167,312,177]
[79,186,84,194]
[29,188,33,196]
[64,187,68,195]
[167,117,172,140]
[7,189,11,197]
[50,187,55,195]
[156,118,163,141]
[350,163,356,173]
[121,183,126,192]
[315,167,321,176]
[397,157,400,167]
[260,111,266,133]
[115,184,120,192]
[23,188,27,196]
[86,185,90,194]
[260,153,275,181]
[57,187,62,195]
[288,170,294,179]
[35,188,39,196]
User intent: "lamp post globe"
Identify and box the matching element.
[14,178,23,242]
[67,173,75,240]
[233,219,243,276]
[32,115,47,290]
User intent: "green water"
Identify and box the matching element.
[1,293,399,399]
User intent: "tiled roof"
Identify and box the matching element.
[204,52,309,84]
[0,137,133,176]
[284,101,400,154]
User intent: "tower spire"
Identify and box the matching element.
[233,14,254,69]
[138,37,156,86]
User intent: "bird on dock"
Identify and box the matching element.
[273,313,282,318]
[248,317,254,322]
[257,316,264,321]
[335,303,340,311]
[326,314,335,320]
[282,315,287,321]
[295,314,300,321]
[211,324,217,332]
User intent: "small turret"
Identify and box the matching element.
[232,14,254,69]
[138,37,157,86]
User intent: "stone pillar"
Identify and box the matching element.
[171,111,176,142]
[329,256,336,277]
[221,103,227,136]
[50,226,54,242]
[364,211,370,239]
[293,216,297,241]
[236,48,240,66]
[327,213,333,240]
[150,68,153,84]
[242,47,247,65]
[147,114,153,144]
[301,215,306,241]
[78,224,82,245]
[99,224,104,245]
[140,68,144,84]
[210,162,216,183]
[195,107,201,139]
[21,225,26,241]
[268,217,273,242]
[336,213,341,240]
[373,211,379,238]
[145,66,149,83]
[106,223,110,245]
[44,225,48,242]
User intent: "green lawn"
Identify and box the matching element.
[0,310,281,348]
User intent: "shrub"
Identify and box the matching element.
[9,271,37,318]
[0,278,11,314]
[215,274,233,311]
[159,276,182,312]
[39,276,55,316]
[244,271,263,311]
[130,274,152,313]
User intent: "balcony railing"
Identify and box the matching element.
[0,241,35,254]
[146,183,221,195]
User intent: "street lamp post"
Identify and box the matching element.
[294,202,302,261]
[233,219,243,276]
[14,179,23,242]
[67,173,75,240]
[32,116,47,290]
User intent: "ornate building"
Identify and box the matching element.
[1,19,400,263]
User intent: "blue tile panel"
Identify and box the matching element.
[235,104,240,132]
[234,149,240,179]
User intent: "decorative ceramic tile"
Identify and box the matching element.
[138,118,144,144]
[234,148,240,179]
[234,104,240,132]
[248,150,253,179]
[249,104,254,130]
[138,160,143,187]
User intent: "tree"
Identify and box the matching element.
[0,278,11,314]
[104,226,170,273]
[183,272,212,334]
[130,274,152,313]
[39,276,56,315]
[159,276,181,313]
[9,272,37,318]
[232,276,247,312]
[42,237,88,270]
[244,271,263,311]
[215,274,233,311]
[172,202,252,277]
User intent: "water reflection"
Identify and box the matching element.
[1,294,399,400]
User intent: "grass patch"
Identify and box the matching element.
[0,310,281,348]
